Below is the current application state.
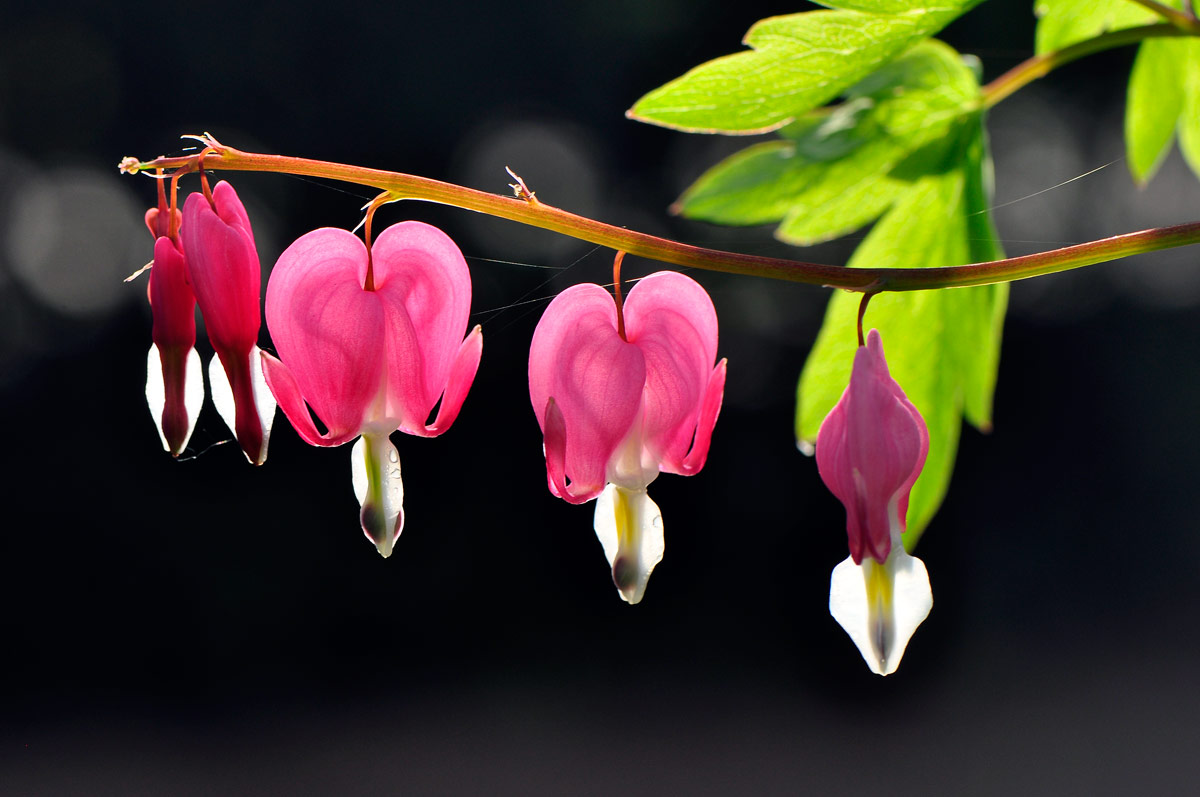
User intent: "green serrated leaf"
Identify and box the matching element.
[673,140,816,224]
[1126,37,1188,183]
[627,0,982,133]
[776,172,905,244]
[1034,0,1160,55]
[796,118,1005,548]
[676,40,979,244]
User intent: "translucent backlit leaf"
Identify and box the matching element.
[796,118,1006,547]
[1126,37,1186,185]
[627,0,983,133]
[1033,0,1159,55]
[675,40,977,245]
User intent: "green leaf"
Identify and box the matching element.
[811,0,945,11]
[1123,33,1200,184]
[627,0,983,133]
[1126,37,1187,184]
[1033,0,1160,55]
[957,123,1007,431]
[675,40,978,244]
[795,117,1006,548]
[776,168,906,244]
[1178,38,1200,178]
[1035,1,1200,184]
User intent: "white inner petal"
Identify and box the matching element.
[208,354,236,445]
[249,345,277,459]
[145,344,204,455]
[605,399,660,490]
[146,345,169,452]
[593,484,665,605]
[829,551,932,676]
[351,433,405,558]
[208,347,277,464]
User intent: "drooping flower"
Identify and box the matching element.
[181,180,276,465]
[260,222,483,557]
[528,271,726,604]
[816,328,932,676]
[144,191,202,457]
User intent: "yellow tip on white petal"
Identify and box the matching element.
[829,551,932,676]
[593,484,664,604]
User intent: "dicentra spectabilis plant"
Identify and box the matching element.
[119,0,1200,675]
[528,268,726,603]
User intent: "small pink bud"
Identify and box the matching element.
[816,328,932,676]
[181,180,274,465]
[816,328,928,564]
[145,230,202,457]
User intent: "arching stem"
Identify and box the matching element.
[122,140,1200,294]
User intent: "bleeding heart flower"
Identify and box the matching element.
[144,192,202,457]
[181,180,276,465]
[261,221,483,557]
[529,271,726,604]
[816,328,932,676]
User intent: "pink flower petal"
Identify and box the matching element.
[261,351,359,447]
[148,236,194,349]
[368,223,477,433]
[529,284,645,500]
[211,180,256,247]
[181,183,261,355]
[264,228,386,442]
[412,324,483,438]
[147,235,201,457]
[622,271,721,470]
[816,329,928,564]
[675,358,727,476]
[371,222,474,429]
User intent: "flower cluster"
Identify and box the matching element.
[140,174,934,674]
[144,178,274,463]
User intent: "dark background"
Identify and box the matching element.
[3,1,1200,793]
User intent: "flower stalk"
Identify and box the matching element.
[121,138,1200,294]
[981,22,1195,109]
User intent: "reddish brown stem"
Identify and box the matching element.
[123,141,1200,293]
[613,251,627,342]
[363,199,380,292]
